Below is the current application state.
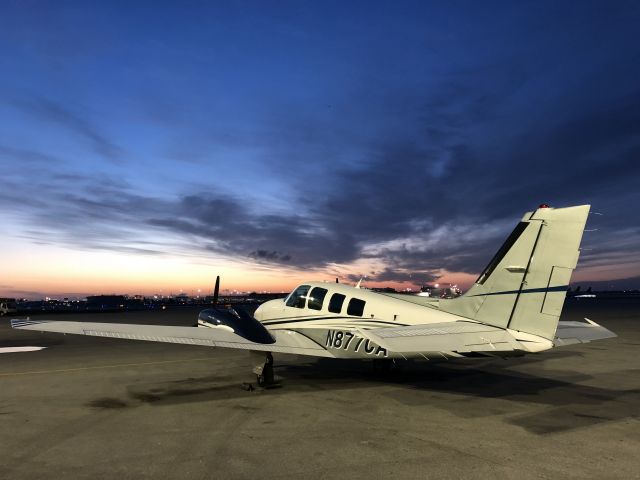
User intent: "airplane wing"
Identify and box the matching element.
[553,318,617,346]
[356,321,523,354]
[11,317,615,359]
[10,319,332,357]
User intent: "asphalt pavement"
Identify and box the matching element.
[1,299,638,479]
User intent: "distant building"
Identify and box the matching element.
[417,283,462,299]
[86,295,143,311]
[370,287,397,293]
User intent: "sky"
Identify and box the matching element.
[0,1,639,299]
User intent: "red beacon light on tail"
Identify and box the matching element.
[538,203,550,209]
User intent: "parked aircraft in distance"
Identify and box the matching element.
[12,204,615,387]
[0,298,17,316]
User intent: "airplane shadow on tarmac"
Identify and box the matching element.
[84,350,640,435]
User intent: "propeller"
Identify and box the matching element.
[197,274,274,344]
[212,275,220,306]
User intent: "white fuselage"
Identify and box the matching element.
[253,282,469,359]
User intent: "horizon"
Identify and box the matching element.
[5,274,640,302]
[1,2,639,298]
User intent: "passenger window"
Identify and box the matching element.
[328,293,345,313]
[285,285,310,308]
[308,287,328,311]
[347,298,366,316]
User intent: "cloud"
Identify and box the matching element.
[249,250,291,262]
[0,144,63,165]
[146,194,359,267]
[0,288,50,299]
[346,268,439,285]
[2,73,640,285]
[1,7,639,288]
[11,96,123,161]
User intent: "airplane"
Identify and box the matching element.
[11,204,616,387]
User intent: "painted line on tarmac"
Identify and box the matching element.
[0,346,47,353]
[0,357,213,377]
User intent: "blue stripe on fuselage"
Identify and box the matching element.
[468,285,568,297]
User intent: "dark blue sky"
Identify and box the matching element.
[1,1,639,297]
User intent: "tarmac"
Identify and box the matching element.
[1,298,638,479]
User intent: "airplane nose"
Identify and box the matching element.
[198,308,274,344]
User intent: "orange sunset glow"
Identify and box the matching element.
[2,230,635,300]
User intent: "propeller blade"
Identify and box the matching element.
[213,275,220,306]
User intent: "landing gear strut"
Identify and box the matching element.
[372,358,402,375]
[242,351,279,390]
[254,351,274,387]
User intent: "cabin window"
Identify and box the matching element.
[286,285,310,308]
[347,298,366,316]
[308,287,328,310]
[328,293,345,313]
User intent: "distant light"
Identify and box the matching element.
[538,204,550,208]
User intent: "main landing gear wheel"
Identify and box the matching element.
[372,358,400,375]
[256,352,274,386]
[243,351,280,390]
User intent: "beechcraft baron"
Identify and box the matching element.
[12,204,616,386]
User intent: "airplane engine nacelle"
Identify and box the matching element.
[197,308,275,344]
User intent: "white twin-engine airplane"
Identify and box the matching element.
[12,204,616,387]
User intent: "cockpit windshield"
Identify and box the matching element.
[285,285,310,308]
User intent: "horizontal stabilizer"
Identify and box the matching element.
[10,319,331,357]
[553,319,617,346]
[358,321,522,354]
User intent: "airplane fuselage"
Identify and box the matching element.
[253,282,485,360]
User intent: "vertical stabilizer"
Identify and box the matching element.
[439,205,590,340]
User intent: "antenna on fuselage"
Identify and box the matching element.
[355,277,362,289]
[335,277,339,283]
[212,275,220,307]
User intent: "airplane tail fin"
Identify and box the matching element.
[439,205,591,341]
